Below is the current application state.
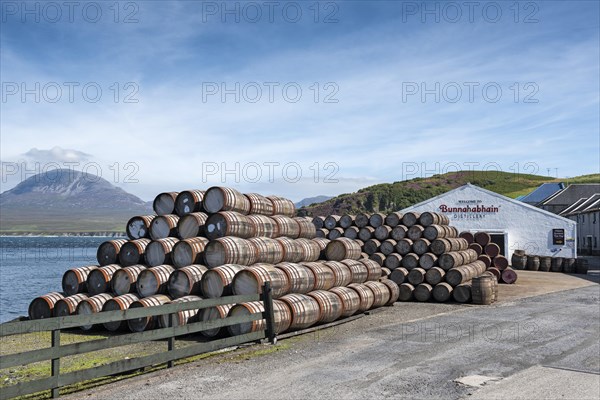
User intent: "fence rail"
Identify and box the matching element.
[0,283,276,400]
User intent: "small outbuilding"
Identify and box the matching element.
[401,183,577,258]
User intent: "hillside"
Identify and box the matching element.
[0,169,152,234]
[298,171,599,217]
[295,195,333,208]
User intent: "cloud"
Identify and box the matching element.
[22,146,92,164]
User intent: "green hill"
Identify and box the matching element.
[298,171,599,217]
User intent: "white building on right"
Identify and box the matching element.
[561,194,600,255]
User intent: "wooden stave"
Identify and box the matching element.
[412,238,431,256]
[159,295,203,329]
[385,212,404,228]
[145,238,179,267]
[127,294,172,332]
[231,263,290,299]
[363,281,391,308]
[205,211,253,241]
[279,293,320,330]
[433,282,453,302]
[425,267,445,286]
[302,262,335,291]
[395,239,413,255]
[307,290,344,323]
[324,215,341,230]
[87,264,121,296]
[354,213,371,228]
[325,238,362,261]
[413,283,433,302]
[329,287,361,317]
[149,214,180,240]
[111,265,147,296]
[200,264,244,298]
[294,217,317,239]
[177,212,209,239]
[380,239,398,256]
[203,187,251,214]
[267,196,296,218]
[62,265,98,296]
[339,214,355,229]
[102,294,140,331]
[168,265,208,298]
[96,239,128,266]
[275,262,315,294]
[360,258,383,282]
[407,268,426,286]
[341,260,369,284]
[245,193,275,216]
[204,237,258,268]
[271,215,301,239]
[384,253,403,270]
[136,265,175,298]
[368,213,386,228]
[172,237,209,268]
[347,283,375,312]
[248,237,285,264]
[54,294,89,317]
[398,283,415,301]
[324,261,353,287]
[389,267,409,285]
[379,278,400,305]
[76,293,114,330]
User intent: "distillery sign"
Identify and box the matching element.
[438,199,500,220]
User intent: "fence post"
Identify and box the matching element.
[167,313,175,368]
[262,282,276,344]
[51,328,60,398]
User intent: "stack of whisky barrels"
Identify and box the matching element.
[457,231,517,285]
[510,250,584,275]
[310,211,497,305]
[27,187,400,337]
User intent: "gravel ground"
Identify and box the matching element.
[67,282,600,400]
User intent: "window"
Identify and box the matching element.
[582,214,585,223]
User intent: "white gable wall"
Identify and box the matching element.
[401,184,577,258]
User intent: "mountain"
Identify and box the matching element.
[298,171,600,217]
[0,169,152,234]
[295,195,333,208]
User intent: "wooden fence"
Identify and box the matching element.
[0,283,276,399]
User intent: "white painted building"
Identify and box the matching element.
[401,183,577,258]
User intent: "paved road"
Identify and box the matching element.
[70,284,600,400]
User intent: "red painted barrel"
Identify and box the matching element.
[459,231,474,244]
[501,267,518,284]
[474,232,491,247]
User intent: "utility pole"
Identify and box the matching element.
[547,168,551,176]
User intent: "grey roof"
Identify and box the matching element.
[541,184,600,206]
[560,198,589,215]
[520,182,565,204]
[563,194,600,215]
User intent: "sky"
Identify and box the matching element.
[1,0,599,202]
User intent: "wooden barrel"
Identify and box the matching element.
[174,189,205,216]
[419,212,449,227]
[324,215,341,230]
[159,295,202,329]
[478,255,492,269]
[501,267,518,284]
[398,283,414,301]
[177,212,209,239]
[368,213,386,228]
[172,237,209,268]
[232,264,290,299]
[101,294,139,331]
[247,237,284,264]
[330,287,361,317]
[205,211,253,240]
[136,265,175,298]
[423,225,450,241]
[414,283,433,302]
[407,225,424,241]
[274,237,303,263]
[126,215,155,239]
[412,239,431,256]
[149,214,179,240]
[453,283,472,303]
[62,265,98,295]
[562,258,576,273]
[469,242,483,256]
[279,294,320,330]
[168,265,207,298]
[203,186,251,214]
[358,226,375,242]
[390,225,408,241]
[96,239,128,266]
[408,268,426,286]
[76,293,114,330]
[311,238,330,259]
[379,239,397,256]
[324,261,353,287]
[327,227,345,240]
[430,238,469,255]
[111,265,147,296]
[302,262,335,291]
[363,281,390,308]
[267,196,296,217]
[360,259,383,281]
[271,215,300,239]
[471,275,494,305]
[127,294,171,332]
[385,212,403,228]
[312,216,325,229]
[401,253,419,270]
[374,225,392,241]
[308,290,344,322]
[511,253,527,269]
[145,238,179,267]
[575,258,589,274]
[245,193,274,216]
[402,212,420,227]
[369,252,386,267]
[325,238,362,261]
[355,213,370,228]
[294,217,317,239]
[119,239,151,266]
[459,231,474,244]
[486,267,501,281]
[419,253,438,270]
[379,279,400,305]
[227,300,291,336]
[395,239,413,255]
[197,302,232,338]
[347,283,375,312]
[425,267,445,286]
[246,215,279,238]
[87,264,121,295]
[513,249,526,256]
[205,237,258,267]
[200,264,243,298]
[474,232,491,246]
[54,294,89,317]
[340,259,368,284]
[389,267,409,285]
[153,192,179,216]
[445,260,487,286]
[433,282,453,302]
[539,256,552,272]
[344,226,360,240]
[438,252,463,270]
[384,253,402,270]
[483,243,500,258]
[316,228,329,238]
[276,262,315,294]
[339,214,355,229]
[381,267,391,278]
[550,257,564,272]
[492,255,509,270]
